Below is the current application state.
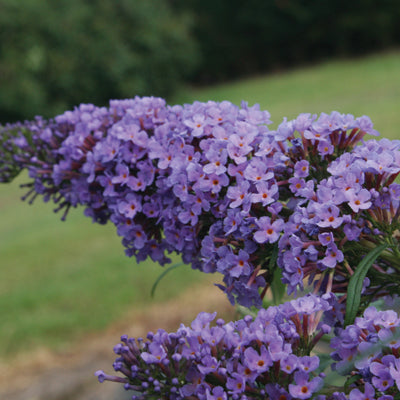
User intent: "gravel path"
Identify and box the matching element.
[0,282,235,400]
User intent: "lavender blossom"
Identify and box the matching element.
[330,307,400,399]
[95,294,334,399]
[1,98,399,311]
[3,99,400,399]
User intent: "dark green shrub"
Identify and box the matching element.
[0,0,198,122]
[174,0,400,83]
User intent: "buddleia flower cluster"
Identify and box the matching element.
[95,293,334,400]
[330,306,400,399]
[278,134,400,301]
[1,97,400,398]
[1,97,399,309]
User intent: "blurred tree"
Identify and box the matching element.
[1,0,400,122]
[172,0,400,84]
[0,0,198,122]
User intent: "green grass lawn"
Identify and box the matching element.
[0,173,209,358]
[1,50,400,360]
[172,50,400,140]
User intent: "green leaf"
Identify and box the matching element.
[150,262,184,298]
[344,243,388,326]
[315,353,333,375]
[344,374,362,391]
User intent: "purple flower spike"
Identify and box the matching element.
[95,295,333,399]
[331,307,400,398]
[2,97,398,309]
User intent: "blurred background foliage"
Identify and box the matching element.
[175,0,400,83]
[0,0,400,122]
[0,0,198,122]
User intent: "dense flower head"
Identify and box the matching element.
[330,306,400,399]
[277,134,400,299]
[2,98,400,399]
[1,97,399,309]
[95,293,335,399]
[1,98,278,306]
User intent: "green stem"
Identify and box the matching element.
[359,239,400,271]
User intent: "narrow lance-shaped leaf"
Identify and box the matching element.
[344,243,388,326]
[344,374,363,391]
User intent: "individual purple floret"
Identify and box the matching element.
[95,293,334,399]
